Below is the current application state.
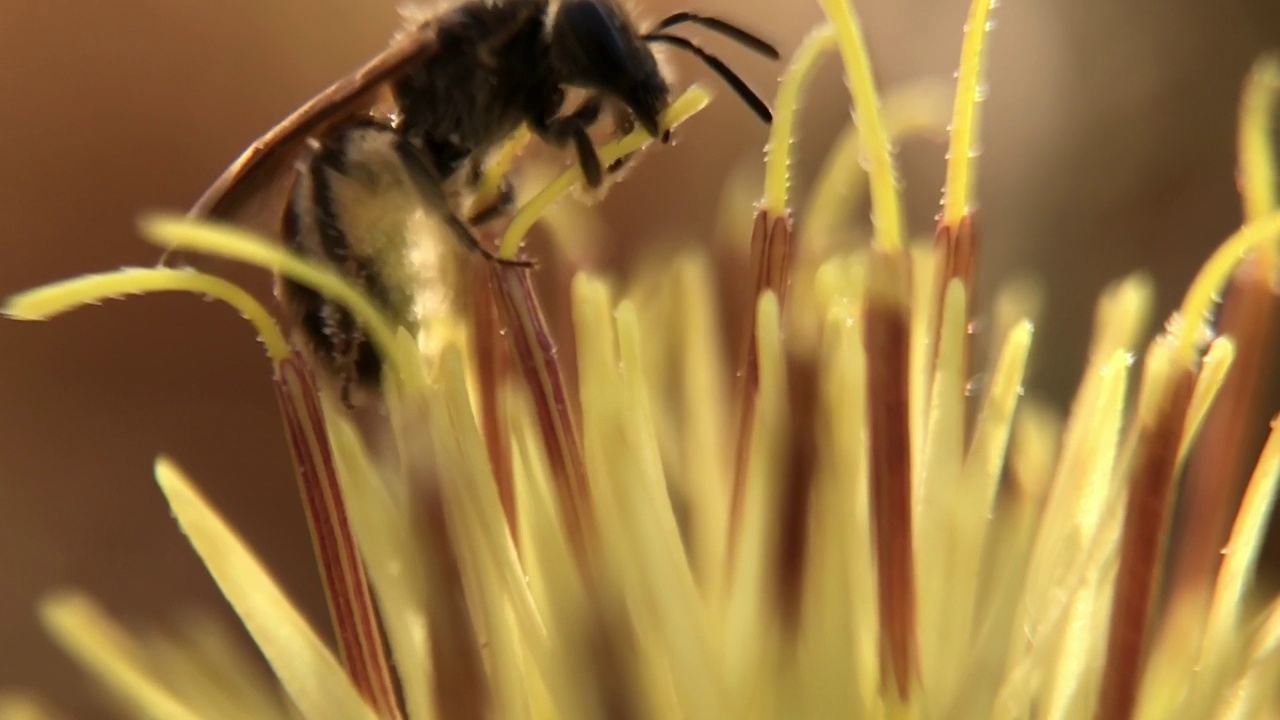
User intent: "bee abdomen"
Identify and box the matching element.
[280,118,419,406]
[280,277,384,397]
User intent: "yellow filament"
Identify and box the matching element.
[1238,54,1280,227]
[473,127,533,213]
[675,252,732,596]
[2,267,290,363]
[941,0,997,226]
[137,216,423,390]
[433,347,552,718]
[612,293,724,716]
[810,306,878,713]
[999,348,1131,714]
[724,292,787,714]
[816,0,904,252]
[1180,337,1236,466]
[499,86,711,258]
[941,319,1033,712]
[806,124,864,241]
[1201,416,1280,664]
[803,82,951,252]
[763,25,837,215]
[917,278,968,705]
[969,319,1035,512]
[1173,209,1280,364]
[520,162,607,264]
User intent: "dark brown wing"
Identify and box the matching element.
[189,23,441,227]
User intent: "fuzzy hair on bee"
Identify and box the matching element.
[190,0,781,407]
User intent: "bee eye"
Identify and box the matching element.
[554,0,633,80]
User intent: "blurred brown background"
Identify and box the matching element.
[4,0,1280,715]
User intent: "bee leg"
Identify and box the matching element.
[393,134,534,267]
[599,107,650,176]
[605,152,636,175]
[531,95,607,188]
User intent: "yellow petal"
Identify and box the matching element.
[39,592,205,720]
[153,457,379,720]
[323,405,434,720]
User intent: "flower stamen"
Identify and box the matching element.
[498,86,712,260]
[1,266,289,362]
[817,0,904,254]
[802,81,951,257]
[137,215,422,390]
[762,24,836,217]
[940,0,996,230]
[1170,53,1280,624]
[932,0,997,377]
[1097,349,1198,720]
[863,247,918,699]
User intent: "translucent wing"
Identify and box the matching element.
[189,24,441,233]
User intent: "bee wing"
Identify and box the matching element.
[189,24,440,230]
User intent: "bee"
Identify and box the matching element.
[190,0,780,406]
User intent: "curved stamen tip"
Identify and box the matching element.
[941,0,998,228]
[2,265,292,363]
[472,127,532,215]
[137,214,423,388]
[1173,209,1280,364]
[763,24,836,217]
[1238,52,1280,229]
[498,85,712,259]
[817,0,905,254]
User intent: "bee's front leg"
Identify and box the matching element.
[528,94,607,187]
[602,101,672,176]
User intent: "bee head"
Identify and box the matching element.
[548,2,780,139]
[548,0,671,140]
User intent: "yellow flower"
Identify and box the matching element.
[5,1,1280,719]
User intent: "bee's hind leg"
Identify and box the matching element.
[463,160,516,227]
[393,135,533,267]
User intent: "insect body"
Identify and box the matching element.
[191,0,780,405]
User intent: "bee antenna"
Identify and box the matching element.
[644,32,773,124]
[648,12,780,60]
